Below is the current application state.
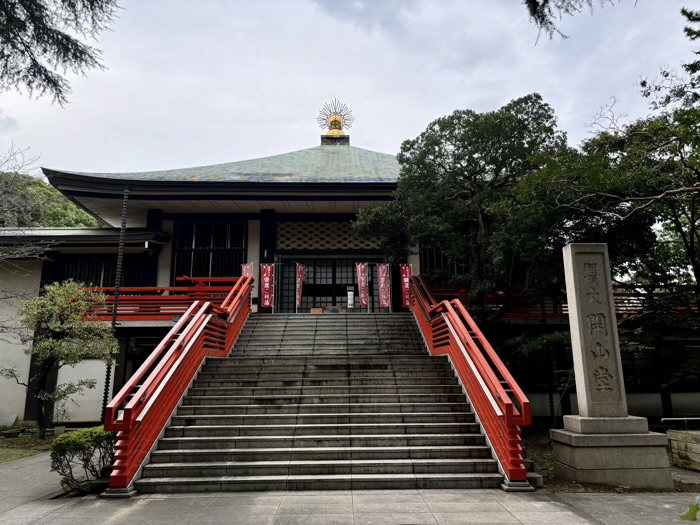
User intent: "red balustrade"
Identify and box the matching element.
[103,276,253,492]
[429,284,693,321]
[89,277,240,322]
[411,276,531,484]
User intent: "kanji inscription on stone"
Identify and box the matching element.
[563,244,628,417]
[590,342,611,360]
[593,366,614,391]
[587,313,607,335]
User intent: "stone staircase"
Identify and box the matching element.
[135,313,503,492]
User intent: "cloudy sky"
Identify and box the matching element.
[0,0,693,175]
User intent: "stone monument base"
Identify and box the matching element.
[550,415,673,489]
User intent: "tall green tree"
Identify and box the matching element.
[356,93,566,295]
[0,280,117,438]
[0,0,119,105]
[514,107,700,301]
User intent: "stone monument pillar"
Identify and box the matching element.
[550,243,672,489]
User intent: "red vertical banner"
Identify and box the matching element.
[400,265,412,308]
[241,263,253,278]
[356,262,369,307]
[377,264,391,309]
[296,263,305,309]
[260,264,274,308]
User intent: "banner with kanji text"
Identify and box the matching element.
[241,263,253,278]
[296,263,305,309]
[260,264,275,308]
[377,264,390,308]
[400,265,412,308]
[356,262,369,307]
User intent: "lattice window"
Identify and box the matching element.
[278,258,381,313]
[173,221,247,280]
[276,222,380,251]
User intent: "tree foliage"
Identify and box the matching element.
[523,0,610,38]
[50,426,115,493]
[0,0,119,105]
[356,93,566,294]
[1,172,99,228]
[525,0,589,35]
[0,145,99,232]
[0,280,117,438]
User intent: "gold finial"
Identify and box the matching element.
[318,99,354,136]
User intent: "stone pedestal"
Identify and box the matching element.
[552,244,672,489]
[551,415,673,489]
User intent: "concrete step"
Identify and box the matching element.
[235,333,422,339]
[176,402,471,415]
[229,347,426,354]
[198,364,452,374]
[156,433,487,450]
[231,350,427,357]
[234,338,424,345]
[244,316,415,321]
[170,412,473,426]
[142,458,498,478]
[164,422,481,438]
[195,371,457,381]
[134,472,504,493]
[192,377,459,387]
[204,359,445,368]
[205,355,445,363]
[148,445,494,464]
[237,327,423,333]
[182,393,468,406]
[186,385,463,396]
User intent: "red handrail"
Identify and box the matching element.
[104,276,253,491]
[88,282,239,322]
[410,276,531,483]
[430,284,696,321]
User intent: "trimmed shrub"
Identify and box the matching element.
[49,426,116,493]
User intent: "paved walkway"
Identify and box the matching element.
[0,454,698,525]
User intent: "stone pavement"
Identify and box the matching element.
[1,453,698,525]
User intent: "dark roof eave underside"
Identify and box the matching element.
[0,230,169,244]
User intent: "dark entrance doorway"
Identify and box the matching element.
[278,257,385,313]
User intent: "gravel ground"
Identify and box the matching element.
[672,465,700,485]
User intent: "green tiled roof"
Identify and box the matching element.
[47,145,400,183]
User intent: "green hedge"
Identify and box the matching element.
[49,426,116,493]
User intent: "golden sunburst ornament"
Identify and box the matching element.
[317,99,354,134]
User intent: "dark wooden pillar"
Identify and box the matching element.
[258,210,276,313]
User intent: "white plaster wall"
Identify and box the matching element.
[156,220,174,287]
[55,361,112,423]
[0,260,43,420]
[407,248,420,276]
[247,220,261,312]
